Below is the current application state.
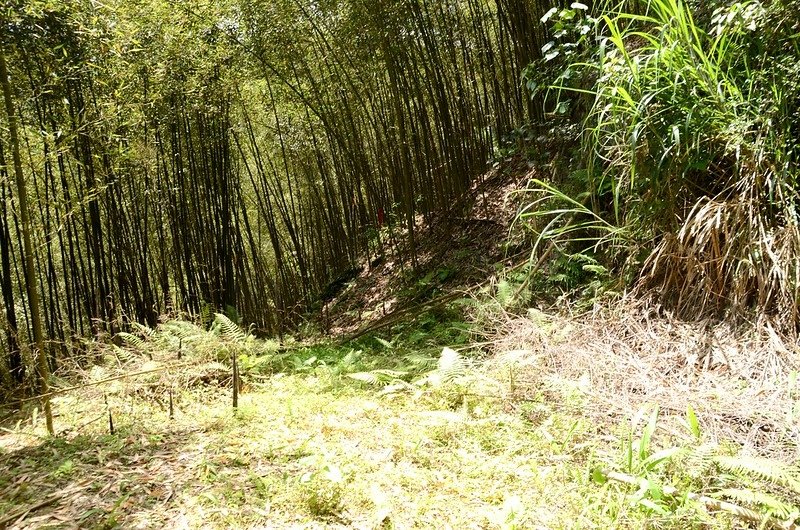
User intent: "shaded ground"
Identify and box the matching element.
[320,161,533,337]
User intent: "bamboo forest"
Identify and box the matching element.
[1,0,800,528]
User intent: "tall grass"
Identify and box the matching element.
[539,0,800,327]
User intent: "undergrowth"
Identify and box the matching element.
[1,305,799,529]
[4,316,799,529]
[521,0,800,329]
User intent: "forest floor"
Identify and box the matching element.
[0,348,637,529]
[0,332,771,530]
[319,159,531,338]
[0,309,797,530]
[1,161,799,529]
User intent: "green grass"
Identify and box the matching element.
[527,0,800,324]
[1,326,796,529]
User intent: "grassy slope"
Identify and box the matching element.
[1,340,741,530]
[2,163,797,529]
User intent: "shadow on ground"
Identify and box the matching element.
[0,425,202,529]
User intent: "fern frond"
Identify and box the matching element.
[374,337,394,350]
[714,456,800,494]
[131,322,155,337]
[213,313,249,343]
[714,488,799,519]
[161,320,205,340]
[347,372,381,385]
[116,332,146,349]
[377,379,417,396]
[111,344,141,364]
[683,443,718,480]
[438,347,466,372]
[199,303,215,328]
[438,347,469,383]
[496,280,514,307]
[348,369,409,386]
[401,353,437,371]
[415,347,469,387]
[260,339,282,353]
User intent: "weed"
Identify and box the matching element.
[523,0,800,325]
[299,460,346,517]
[594,403,800,527]
[5,310,796,529]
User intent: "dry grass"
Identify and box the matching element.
[485,298,800,462]
[641,194,800,331]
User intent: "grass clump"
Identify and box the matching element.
[525,0,800,327]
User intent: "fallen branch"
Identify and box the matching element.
[340,290,467,343]
[0,491,63,527]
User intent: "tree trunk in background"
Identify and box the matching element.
[0,0,552,390]
[0,149,22,384]
[0,47,53,433]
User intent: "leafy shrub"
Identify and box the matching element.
[595,404,800,525]
[528,0,800,325]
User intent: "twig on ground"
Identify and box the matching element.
[0,361,197,410]
[0,491,64,527]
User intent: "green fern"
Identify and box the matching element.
[415,347,469,387]
[682,443,718,482]
[714,455,800,494]
[199,302,215,329]
[347,369,409,386]
[606,405,800,527]
[212,313,250,343]
[374,337,394,350]
[116,332,146,349]
[111,343,142,364]
[437,346,466,372]
[713,488,800,519]
[401,353,437,372]
[161,320,205,340]
[496,280,514,308]
[378,380,418,396]
[130,322,155,337]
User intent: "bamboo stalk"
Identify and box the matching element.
[0,47,54,435]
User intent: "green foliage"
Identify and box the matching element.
[520,0,800,323]
[264,343,365,376]
[524,2,598,117]
[211,313,252,345]
[298,457,345,517]
[350,346,475,402]
[516,177,622,305]
[598,403,800,524]
[386,305,472,352]
[347,369,410,387]
[115,332,146,349]
[520,178,632,253]
[494,280,516,308]
[112,316,279,384]
[714,456,800,496]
